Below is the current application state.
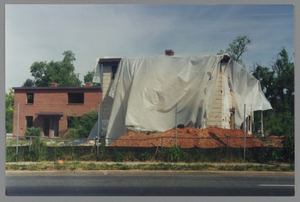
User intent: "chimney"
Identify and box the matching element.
[51,83,58,87]
[85,82,92,87]
[165,49,174,56]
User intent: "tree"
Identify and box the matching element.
[27,50,82,87]
[251,64,277,107]
[22,78,35,87]
[5,88,14,133]
[83,71,100,86]
[62,50,76,63]
[218,35,252,68]
[252,47,294,136]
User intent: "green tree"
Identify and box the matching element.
[68,110,98,139]
[218,35,252,68]
[83,71,100,86]
[252,47,294,136]
[27,51,82,87]
[62,50,76,63]
[22,78,35,87]
[5,88,14,133]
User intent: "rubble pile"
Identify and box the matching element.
[265,135,284,147]
[109,127,268,148]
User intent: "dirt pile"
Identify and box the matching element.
[265,135,284,147]
[109,127,268,148]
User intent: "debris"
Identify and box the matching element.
[58,160,64,164]
[46,140,56,145]
[265,135,284,147]
[109,127,268,148]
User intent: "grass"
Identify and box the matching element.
[6,141,294,165]
[5,162,294,172]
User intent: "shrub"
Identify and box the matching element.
[114,152,123,162]
[25,127,42,137]
[140,152,151,162]
[69,110,98,139]
[165,146,187,162]
[65,129,80,139]
[282,133,294,163]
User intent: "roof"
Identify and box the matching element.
[97,55,231,64]
[99,58,122,63]
[35,112,64,116]
[12,86,102,92]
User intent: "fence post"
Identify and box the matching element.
[16,103,19,155]
[261,110,264,137]
[175,104,177,146]
[227,137,228,154]
[73,130,75,158]
[244,104,246,162]
[30,137,32,151]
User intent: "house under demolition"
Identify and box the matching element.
[90,50,272,145]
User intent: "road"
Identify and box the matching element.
[6,172,294,196]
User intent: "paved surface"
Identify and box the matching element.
[6,174,295,196]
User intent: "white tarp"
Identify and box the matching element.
[94,55,272,145]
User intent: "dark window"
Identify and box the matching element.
[26,116,33,128]
[67,117,75,128]
[111,66,118,80]
[68,93,84,104]
[27,93,34,103]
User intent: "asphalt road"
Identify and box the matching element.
[6,173,294,196]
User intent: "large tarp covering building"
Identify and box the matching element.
[92,55,272,146]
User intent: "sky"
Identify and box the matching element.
[5,4,294,92]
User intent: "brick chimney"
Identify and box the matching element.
[51,83,58,87]
[165,49,174,56]
[85,82,92,87]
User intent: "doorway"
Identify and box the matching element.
[52,118,59,137]
[43,118,50,137]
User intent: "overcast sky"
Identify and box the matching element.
[5,4,294,92]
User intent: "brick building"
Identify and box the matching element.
[12,83,102,138]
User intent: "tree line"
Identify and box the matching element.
[22,50,97,87]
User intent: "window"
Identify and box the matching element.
[26,116,33,128]
[111,66,118,80]
[27,93,34,103]
[68,93,84,104]
[67,117,75,128]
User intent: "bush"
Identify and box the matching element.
[282,133,294,163]
[25,127,42,137]
[65,129,80,139]
[165,146,187,162]
[69,110,98,138]
[140,152,151,161]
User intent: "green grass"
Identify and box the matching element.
[6,142,294,164]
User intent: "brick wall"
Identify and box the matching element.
[12,87,102,137]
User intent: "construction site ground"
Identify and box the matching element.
[109,127,282,148]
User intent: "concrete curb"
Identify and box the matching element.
[6,170,295,176]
